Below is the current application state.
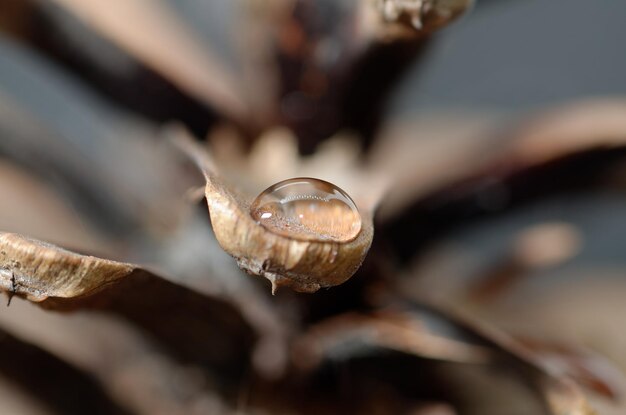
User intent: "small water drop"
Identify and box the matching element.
[250,178,362,243]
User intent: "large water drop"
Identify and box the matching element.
[250,178,361,242]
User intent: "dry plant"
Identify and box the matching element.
[0,1,625,414]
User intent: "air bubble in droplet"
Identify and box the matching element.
[250,178,362,243]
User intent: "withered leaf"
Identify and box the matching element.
[292,310,490,371]
[46,0,246,122]
[175,130,375,293]
[0,233,255,379]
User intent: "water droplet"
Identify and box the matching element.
[250,178,361,243]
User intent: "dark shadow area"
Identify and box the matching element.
[0,328,132,415]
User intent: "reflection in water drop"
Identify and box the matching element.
[250,178,361,243]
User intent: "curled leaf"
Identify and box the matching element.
[205,173,374,293]
[176,131,374,293]
[0,232,134,302]
[0,233,256,378]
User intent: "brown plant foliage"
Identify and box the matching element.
[0,1,625,414]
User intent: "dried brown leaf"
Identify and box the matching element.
[47,0,246,121]
[423,303,600,415]
[292,310,491,370]
[176,129,375,293]
[509,98,626,164]
[0,91,192,237]
[289,301,596,414]
[517,336,625,401]
[0,233,255,378]
[237,0,470,148]
[0,232,134,303]
[380,98,626,225]
[371,111,503,219]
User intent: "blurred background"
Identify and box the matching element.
[392,0,626,114]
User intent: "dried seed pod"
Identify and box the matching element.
[206,175,374,293]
